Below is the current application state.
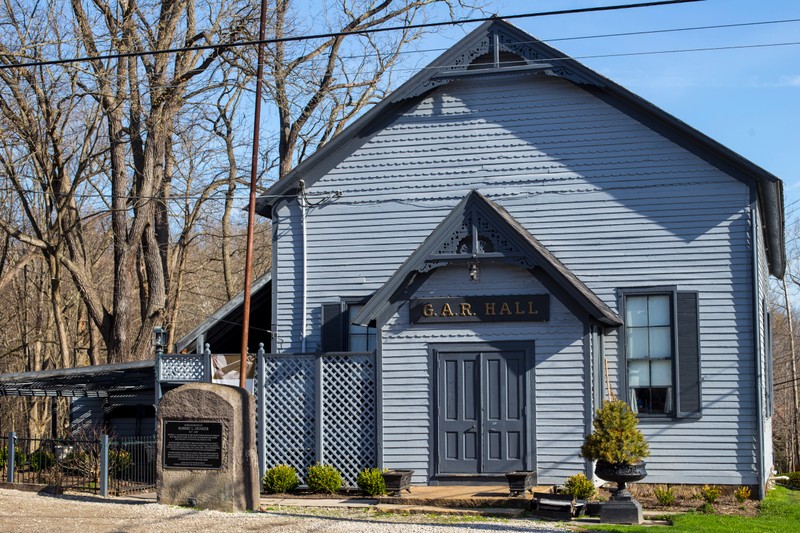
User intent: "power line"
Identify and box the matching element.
[0,0,703,70]
[774,376,800,388]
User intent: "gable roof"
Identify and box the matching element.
[175,271,271,353]
[353,190,622,328]
[257,18,784,278]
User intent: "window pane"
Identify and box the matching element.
[648,295,670,326]
[628,360,650,387]
[649,327,671,358]
[346,303,376,352]
[651,360,672,386]
[649,387,673,415]
[626,296,648,327]
[627,328,649,358]
[348,304,364,319]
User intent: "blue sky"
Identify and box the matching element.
[410,0,799,216]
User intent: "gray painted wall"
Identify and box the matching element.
[380,263,586,484]
[273,72,761,485]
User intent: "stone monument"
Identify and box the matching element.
[157,383,259,511]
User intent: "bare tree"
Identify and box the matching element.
[264,0,476,178]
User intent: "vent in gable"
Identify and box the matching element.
[467,51,527,70]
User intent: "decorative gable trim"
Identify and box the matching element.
[353,191,621,328]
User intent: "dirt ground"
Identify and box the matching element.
[0,488,570,533]
[628,483,759,517]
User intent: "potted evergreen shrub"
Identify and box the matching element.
[580,400,650,524]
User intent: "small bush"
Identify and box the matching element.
[734,485,751,503]
[307,464,342,494]
[783,472,800,490]
[654,485,676,506]
[0,446,27,468]
[109,449,133,475]
[263,464,299,494]
[356,468,386,496]
[698,502,715,514]
[563,473,595,500]
[28,449,56,472]
[700,484,721,504]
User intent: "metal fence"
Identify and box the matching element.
[1,433,155,495]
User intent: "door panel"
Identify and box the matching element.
[438,352,480,473]
[437,347,530,475]
[483,350,526,473]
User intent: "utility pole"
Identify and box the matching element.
[239,0,269,389]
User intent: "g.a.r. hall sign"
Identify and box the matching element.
[409,295,549,324]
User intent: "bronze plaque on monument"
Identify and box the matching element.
[163,421,223,469]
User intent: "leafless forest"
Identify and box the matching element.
[0,0,476,438]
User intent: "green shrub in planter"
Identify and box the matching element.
[307,464,342,494]
[356,468,386,496]
[563,473,595,500]
[263,464,299,494]
[580,400,649,465]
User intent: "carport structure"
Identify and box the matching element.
[0,360,155,437]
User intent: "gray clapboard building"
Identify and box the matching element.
[255,19,784,495]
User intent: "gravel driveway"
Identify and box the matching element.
[0,488,572,532]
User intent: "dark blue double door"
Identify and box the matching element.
[436,345,533,474]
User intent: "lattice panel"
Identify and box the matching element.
[321,354,377,487]
[159,354,206,382]
[264,356,316,481]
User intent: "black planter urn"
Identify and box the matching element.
[594,461,647,524]
[594,461,647,500]
[381,469,413,497]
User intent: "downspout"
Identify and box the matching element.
[300,181,308,354]
[751,203,766,498]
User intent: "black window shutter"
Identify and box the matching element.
[321,303,344,353]
[676,292,701,417]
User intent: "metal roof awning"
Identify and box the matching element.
[0,360,155,398]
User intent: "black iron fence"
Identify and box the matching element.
[1,433,156,495]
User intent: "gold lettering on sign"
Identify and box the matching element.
[499,302,512,315]
[423,304,435,317]
[514,301,525,315]
[528,301,538,315]
[485,302,496,316]
[441,303,455,317]
[460,303,473,317]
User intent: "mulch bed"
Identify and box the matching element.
[625,484,759,517]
